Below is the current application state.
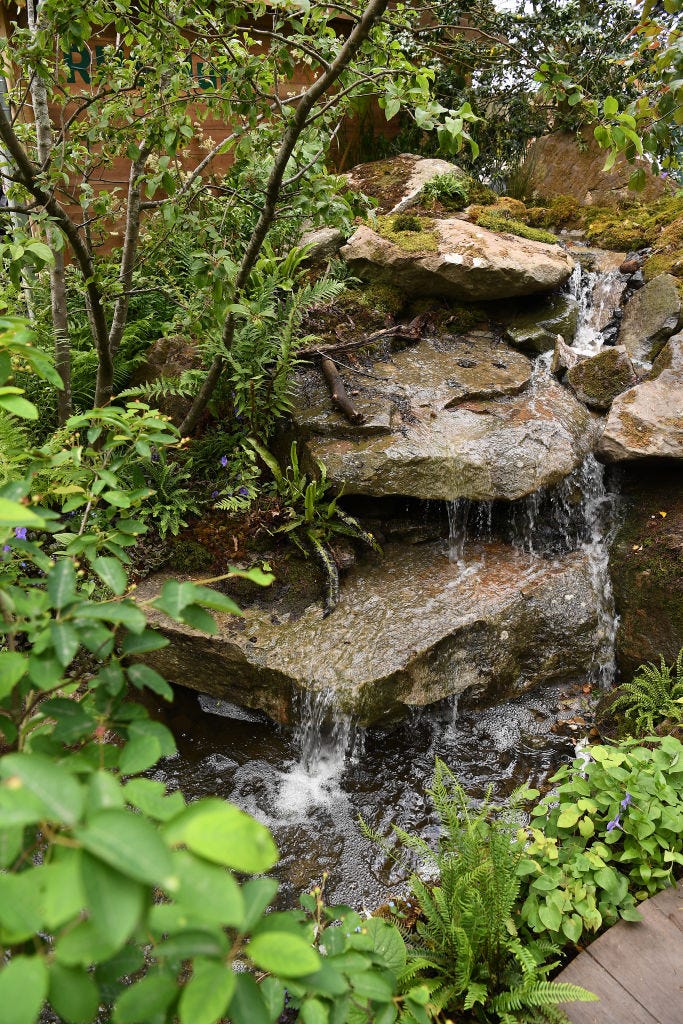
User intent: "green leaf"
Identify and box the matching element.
[227,974,270,1024]
[0,870,44,940]
[155,928,228,960]
[81,852,145,950]
[0,825,23,867]
[538,901,562,932]
[48,963,99,1024]
[0,394,38,418]
[301,998,329,1024]
[43,698,95,745]
[50,622,80,668]
[47,560,77,611]
[0,497,44,527]
[0,754,84,825]
[113,970,177,1024]
[350,970,394,1001]
[557,806,581,828]
[119,721,176,775]
[120,630,169,656]
[75,808,175,888]
[55,920,121,967]
[364,918,406,974]
[92,557,128,596]
[178,959,235,1024]
[126,663,173,700]
[177,799,278,872]
[77,601,147,634]
[0,651,28,698]
[39,853,86,930]
[124,779,184,822]
[0,956,49,1024]
[247,932,320,977]
[603,96,619,117]
[561,914,583,943]
[172,850,244,927]
[179,604,217,633]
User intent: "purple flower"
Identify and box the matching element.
[606,815,621,832]
[238,487,249,496]
[211,490,219,499]
[2,545,10,553]
[220,455,228,468]
[14,528,27,540]
[660,171,669,179]
[620,793,632,810]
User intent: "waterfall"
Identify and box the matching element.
[578,456,619,687]
[447,497,492,563]
[277,688,360,813]
[569,259,626,356]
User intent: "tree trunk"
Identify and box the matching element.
[178,0,390,437]
[27,0,72,422]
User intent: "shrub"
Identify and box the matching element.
[518,736,683,947]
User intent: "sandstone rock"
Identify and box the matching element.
[300,226,345,264]
[551,335,581,376]
[566,346,637,411]
[523,129,670,208]
[135,543,600,725]
[609,465,683,679]
[129,335,201,425]
[504,293,579,354]
[344,154,460,215]
[617,273,681,363]
[598,332,683,460]
[292,336,596,502]
[340,220,575,302]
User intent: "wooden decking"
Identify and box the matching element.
[557,882,683,1023]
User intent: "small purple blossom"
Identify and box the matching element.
[606,815,621,832]
[238,487,249,496]
[2,545,10,553]
[660,171,669,179]
[620,793,633,810]
[14,528,27,540]
[220,455,228,468]
[211,490,219,499]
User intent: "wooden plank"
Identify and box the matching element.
[559,953,657,1024]
[646,882,683,928]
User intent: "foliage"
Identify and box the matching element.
[420,172,470,211]
[363,760,597,1023]
[0,317,423,1024]
[252,440,380,613]
[475,211,558,246]
[611,650,683,736]
[518,736,683,948]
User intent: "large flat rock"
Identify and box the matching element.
[136,543,600,726]
[617,273,681,364]
[340,219,575,301]
[293,337,596,501]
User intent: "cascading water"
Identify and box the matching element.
[568,258,627,355]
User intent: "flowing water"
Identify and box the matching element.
[154,258,623,907]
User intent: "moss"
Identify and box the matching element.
[475,210,558,245]
[391,213,422,232]
[445,303,489,333]
[643,213,683,281]
[421,172,496,212]
[374,214,440,254]
[528,194,581,230]
[167,538,213,572]
[496,196,528,219]
[583,196,683,251]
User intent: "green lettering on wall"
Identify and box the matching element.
[196,62,217,90]
[64,48,91,84]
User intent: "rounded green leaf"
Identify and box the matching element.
[0,498,44,527]
[172,850,244,928]
[182,802,278,873]
[0,754,84,826]
[179,959,235,1024]
[49,963,99,1024]
[0,651,28,698]
[113,971,177,1024]
[246,933,320,977]
[75,808,174,887]
[0,956,48,1024]
[81,852,145,950]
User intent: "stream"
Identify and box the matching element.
[153,252,622,908]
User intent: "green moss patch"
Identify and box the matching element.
[475,210,558,245]
[584,196,683,251]
[374,214,441,254]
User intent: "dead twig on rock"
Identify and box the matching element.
[321,355,365,424]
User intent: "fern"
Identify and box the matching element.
[0,412,29,484]
[611,649,683,735]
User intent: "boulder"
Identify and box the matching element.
[522,129,670,208]
[551,334,582,376]
[504,293,579,354]
[340,219,575,302]
[300,226,345,265]
[566,346,637,411]
[128,335,202,425]
[617,273,681,363]
[598,332,683,461]
[135,543,600,725]
[344,154,460,215]
[609,465,683,679]
[292,336,597,502]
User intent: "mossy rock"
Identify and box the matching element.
[609,464,683,679]
[475,210,558,246]
[167,538,213,573]
[584,196,683,252]
[644,213,683,282]
[373,214,441,254]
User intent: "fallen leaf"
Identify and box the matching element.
[659,511,667,518]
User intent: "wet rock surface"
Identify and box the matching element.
[293,335,596,502]
[566,346,637,411]
[340,219,575,302]
[617,273,681,363]
[136,543,599,726]
[503,293,579,353]
[598,331,683,460]
[609,464,683,678]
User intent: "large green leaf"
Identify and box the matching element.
[0,871,44,941]
[173,799,278,872]
[75,808,174,888]
[0,497,44,527]
[48,963,99,1024]
[178,959,235,1024]
[0,956,49,1024]
[125,663,173,700]
[246,932,320,977]
[47,560,77,611]
[39,853,86,930]
[0,754,84,826]
[172,850,244,927]
[91,557,128,596]
[124,779,184,821]
[227,974,270,1024]
[81,852,145,950]
[0,651,28,698]
[113,971,177,1024]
